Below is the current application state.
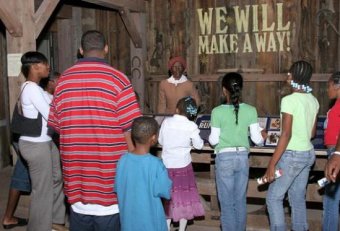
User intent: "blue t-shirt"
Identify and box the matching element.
[115,153,172,231]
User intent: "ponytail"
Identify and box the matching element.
[222,72,243,125]
[230,82,241,124]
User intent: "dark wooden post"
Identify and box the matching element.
[130,12,146,111]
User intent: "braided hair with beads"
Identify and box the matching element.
[176,97,198,121]
[289,60,313,93]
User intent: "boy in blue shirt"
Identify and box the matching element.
[115,116,172,231]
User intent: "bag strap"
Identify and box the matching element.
[17,82,30,101]
[16,82,31,114]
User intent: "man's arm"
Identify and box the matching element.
[325,134,340,182]
[124,131,134,152]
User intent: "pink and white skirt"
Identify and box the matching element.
[164,163,205,222]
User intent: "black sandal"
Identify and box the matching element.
[2,217,28,229]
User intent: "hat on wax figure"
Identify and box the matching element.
[167,56,187,70]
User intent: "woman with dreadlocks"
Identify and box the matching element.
[208,72,266,231]
[263,61,319,231]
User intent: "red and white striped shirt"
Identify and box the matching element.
[48,58,141,206]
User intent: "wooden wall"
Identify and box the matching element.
[0,0,338,139]
[145,0,340,74]
[143,0,340,115]
[16,0,336,116]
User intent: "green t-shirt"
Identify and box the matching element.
[281,93,319,151]
[210,103,258,152]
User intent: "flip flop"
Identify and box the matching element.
[2,217,28,229]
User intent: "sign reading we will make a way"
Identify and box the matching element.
[197,3,291,54]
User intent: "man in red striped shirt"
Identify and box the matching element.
[48,30,141,231]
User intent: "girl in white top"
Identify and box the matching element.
[18,51,66,231]
[158,97,205,231]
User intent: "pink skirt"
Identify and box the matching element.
[164,163,205,221]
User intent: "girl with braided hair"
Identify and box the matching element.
[209,72,266,230]
[323,71,340,231]
[263,60,319,231]
[158,97,205,231]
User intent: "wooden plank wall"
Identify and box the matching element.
[145,0,340,74]
[54,3,131,74]
[25,1,335,116]
[95,8,131,75]
[143,0,339,115]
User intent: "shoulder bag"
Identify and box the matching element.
[10,82,42,137]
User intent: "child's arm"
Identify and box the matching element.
[153,161,172,199]
[208,127,220,146]
[209,110,220,146]
[158,122,165,145]
[249,123,267,146]
[191,126,204,149]
[263,112,292,183]
[311,115,318,138]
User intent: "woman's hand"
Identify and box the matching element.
[261,113,292,184]
[263,164,276,183]
[325,154,340,183]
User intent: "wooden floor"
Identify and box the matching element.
[0,166,324,231]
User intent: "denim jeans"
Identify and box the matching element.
[215,150,249,231]
[266,149,315,231]
[10,153,31,192]
[323,148,340,231]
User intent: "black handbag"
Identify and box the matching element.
[10,83,42,137]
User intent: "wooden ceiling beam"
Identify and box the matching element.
[34,0,60,39]
[81,0,145,12]
[119,7,142,48]
[0,1,23,37]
